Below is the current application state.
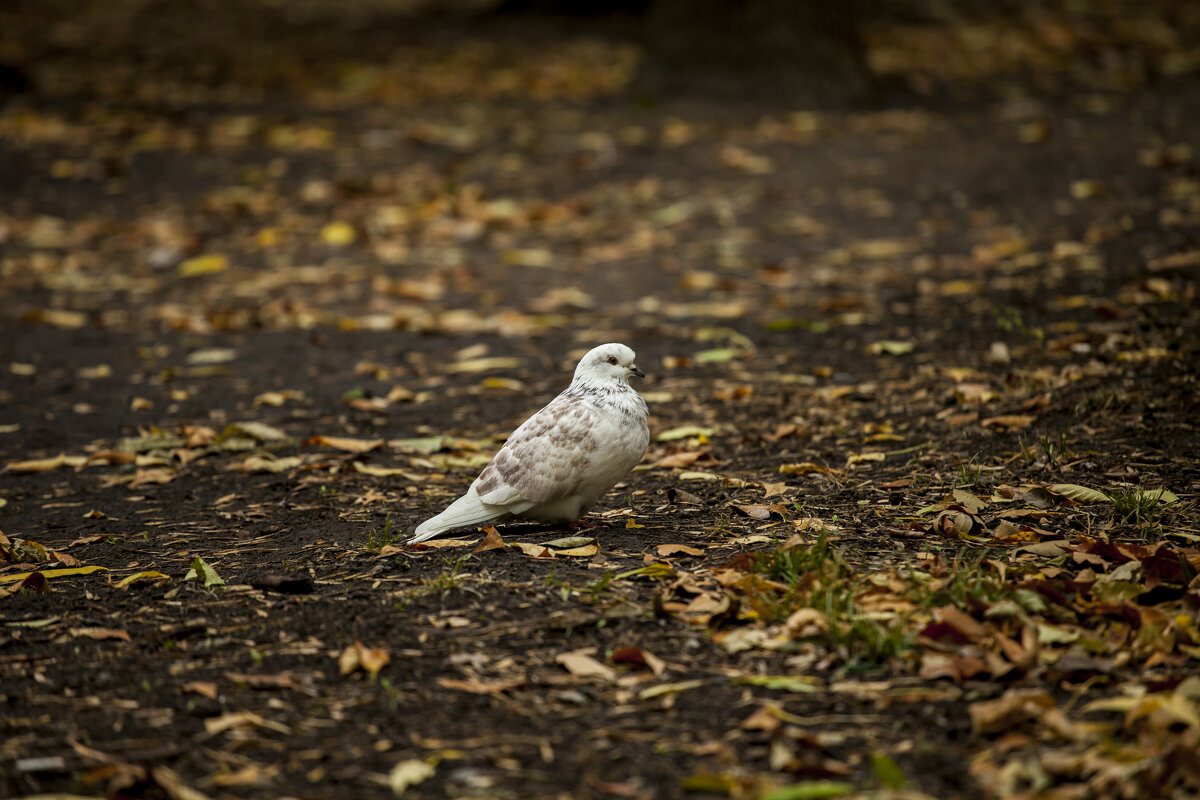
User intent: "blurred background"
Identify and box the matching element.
[1,0,1196,346]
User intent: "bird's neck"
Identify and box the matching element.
[567,378,646,417]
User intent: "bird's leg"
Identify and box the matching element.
[567,519,604,532]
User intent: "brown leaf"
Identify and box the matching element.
[471,526,506,553]
[729,503,786,520]
[761,481,792,498]
[411,537,478,550]
[69,627,131,642]
[654,544,705,558]
[611,645,666,676]
[652,451,708,469]
[555,651,617,682]
[969,688,1056,734]
[301,435,383,453]
[338,639,390,677]
[225,671,300,690]
[981,415,1036,430]
[182,681,219,699]
[436,676,526,695]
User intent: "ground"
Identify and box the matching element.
[2,2,1199,799]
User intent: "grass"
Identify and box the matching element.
[1018,417,1075,468]
[907,553,1014,611]
[744,535,912,668]
[1107,487,1172,540]
[364,516,401,553]
[422,554,472,594]
[956,455,984,487]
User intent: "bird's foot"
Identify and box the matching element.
[567,519,604,532]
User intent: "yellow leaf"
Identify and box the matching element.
[321,221,356,246]
[981,415,1036,430]
[302,435,383,453]
[0,565,108,583]
[556,543,600,557]
[868,340,914,356]
[5,453,67,473]
[389,759,435,796]
[445,357,523,374]
[639,679,705,699]
[177,253,229,277]
[116,571,171,589]
[625,517,645,529]
[350,462,423,480]
[501,248,554,267]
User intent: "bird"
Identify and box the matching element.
[410,343,649,543]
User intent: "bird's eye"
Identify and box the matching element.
[607,356,618,365]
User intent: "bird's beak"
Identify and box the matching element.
[630,365,645,378]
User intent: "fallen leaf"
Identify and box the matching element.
[969,688,1056,734]
[351,462,423,480]
[735,675,819,693]
[338,639,390,677]
[388,759,435,796]
[761,481,792,498]
[320,221,357,246]
[472,526,506,553]
[444,356,522,374]
[0,565,108,583]
[436,676,526,694]
[638,679,704,700]
[611,646,666,676]
[240,455,302,473]
[981,415,1036,430]
[657,425,717,442]
[1047,484,1110,504]
[178,253,229,277]
[186,348,236,365]
[216,421,288,443]
[868,340,914,356]
[544,535,596,549]
[511,542,554,558]
[779,462,841,476]
[115,571,171,590]
[412,537,478,549]
[183,557,224,589]
[759,781,853,800]
[182,681,219,699]
[869,753,907,790]
[555,651,616,682]
[69,627,131,642]
[302,435,383,453]
[655,544,705,558]
[556,543,600,557]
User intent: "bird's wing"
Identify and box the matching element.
[472,393,599,508]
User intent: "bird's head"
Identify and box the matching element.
[574,343,645,385]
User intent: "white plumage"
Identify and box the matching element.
[410,343,649,543]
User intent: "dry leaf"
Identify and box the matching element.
[555,651,617,682]
[655,544,705,558]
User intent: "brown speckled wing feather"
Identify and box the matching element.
[473,394,597,507]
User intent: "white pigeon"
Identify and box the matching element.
[410,343,649,543]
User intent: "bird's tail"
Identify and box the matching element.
[410,489,525,544]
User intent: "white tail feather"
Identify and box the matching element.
[410,488,532,543]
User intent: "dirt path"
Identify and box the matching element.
[2,2,1199,798]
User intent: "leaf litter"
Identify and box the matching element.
[1,2,1199,799]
